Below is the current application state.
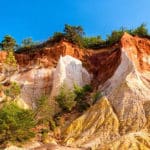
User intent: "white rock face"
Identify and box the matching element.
[99,50,133,96]
[99,48,148,133]
[51,55,91,97]
[10,68,54,108]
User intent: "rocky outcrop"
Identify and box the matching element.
[0,51,7,72]
[64,97,120,149]
[14,41,121,86]
[62,33,150,150]
[50,55,91,97]
[99,131,150,150]
[98,33,150,133]
[1,33,150,149]
[10,68,54,108]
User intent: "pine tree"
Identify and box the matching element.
[1,35,16,51]
[4,50,17,67]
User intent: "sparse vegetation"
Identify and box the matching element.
[34,95,56,131]
[0,35,17,51]
[0,102,35,145]
[50,23,150,48]
[74,84,92,112]
[92,91,103,104]
[55,85,76,112]
[64,24,84,47]
[55,84,92,113]
[83,36,104,49]
[4,50,17,67]
[14,23,150,53]
[106,28,125,45]
[21,37,39,48]
[131,23,149,37]
[4,82,20,100]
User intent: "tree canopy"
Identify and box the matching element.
[1,23,150,52]
[0,35,16,51]
[0,102,35,144]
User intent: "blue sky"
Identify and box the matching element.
[0,0,150,44]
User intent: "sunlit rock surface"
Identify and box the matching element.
[64,97,120,149]
[99,131,150,150]
[51,55,91,97]
[1,33,150,149]
[10,68,54,108]
[63,33,150,150]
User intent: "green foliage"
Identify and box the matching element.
[4,82,20,99]
[0,35,16,51]
[106,24,149,46]
[55,85,76,112]
[74,84,92,112]
[55,84,91,113]
[0,102,35,144]
[41,128,49,143]
[92,91,103,104]
[64,24,84,47]
[21,37,35,48]
[73,84,85,101]
[52,32,65,42]
[34,95,56,130]
[106,29,125,45]
[4,50,17,67]
[74,84,92,101]
[83,36,104,48]
[131,23,149,37]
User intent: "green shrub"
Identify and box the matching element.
[73,84,92,112]
[106,29,124,45]
[74,84,92,101]
[34,95,56,130]
[64,24,84,47]
[0,35,16,51]
[73,84,85,101]
[21,37,40,48]
[4,50,17,67]
[83,36,104,49]
[131,23,149,37]
[4,82,20,99]
[0,102,35,144]
[55,85,76,112]
[52,32,65,42]
[92,91,103,104]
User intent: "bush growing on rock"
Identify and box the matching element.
[106,29,125,45]
[55,84,92,113]
[4,50,17,67]
[131,23,149,37]
[4,82,20,100]
[34,95,56,131]
[0,102,35,145]
[83,36,104,49]
[21,37,39,48]
[55,85,76,112]
[64,24,84,47]
[92,91,103,104]
[74,84,92,112]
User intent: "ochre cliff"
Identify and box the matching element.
[14,41,121,85]
[64,97,120,149]
[1,33,150,150]
[63,33,150,150]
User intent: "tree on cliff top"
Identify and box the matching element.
[64,24,84,47]
[0,35,16,51]
[132,23,149,37]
